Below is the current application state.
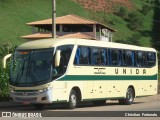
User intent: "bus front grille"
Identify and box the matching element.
[15,97,37,102]
[13,92,39,96]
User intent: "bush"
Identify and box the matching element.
[0,43,16,101]
[128,11,143,31]
[0,66,9,101]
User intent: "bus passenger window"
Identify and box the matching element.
[53,45,73,76]
[147,52,156,67]
[137,52,147,67]
[100,49,107,65]
[91,48,107,66]
[74,46,90,65]
[74,48,80,64]
[123,50,134,66]
[110,49,122,66]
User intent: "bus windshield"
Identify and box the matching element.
[10,49,54,86]
[10,45,73,86]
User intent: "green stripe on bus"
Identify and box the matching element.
[58,74,157,81]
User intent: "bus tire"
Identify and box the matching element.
[93,100,106,106]
[33,104,44,110]
[121,87,134,105]
[66,89,77,109]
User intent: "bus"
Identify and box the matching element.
[3,38,158,109]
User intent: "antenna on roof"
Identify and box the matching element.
[52,0,56,38]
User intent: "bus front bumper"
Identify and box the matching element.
[9,88,53,104]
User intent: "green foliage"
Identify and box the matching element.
[0,43,15,101]
[0,66,9,101]
[128,33,142,46]
[141,5,152,15]
[117,7,128,18]
[0,43,16,57]
[0,0,92,44]
[128,11,143,31]
[115,33,142,46]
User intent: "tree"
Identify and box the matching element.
[128,11,143,31]
[117,7,128,18]
[141,5,152,15]
[128,33,141,46]
[115,33,142,46]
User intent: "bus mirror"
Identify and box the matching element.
[55,50,61,67]
[3,54,12,68]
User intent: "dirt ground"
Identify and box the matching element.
[72,0,133,13]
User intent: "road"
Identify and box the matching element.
[0,94,160,119]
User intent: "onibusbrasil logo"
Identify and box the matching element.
[2,112,42,118]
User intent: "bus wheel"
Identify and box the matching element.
[119,87,134,105]
[66,90,77,109]
[33,104,44,110]
[93,100,106,106]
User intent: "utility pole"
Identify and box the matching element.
[52,0,56,38]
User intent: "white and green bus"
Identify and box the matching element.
[4,38,158,109]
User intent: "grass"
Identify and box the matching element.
[0,0,158,49]
[0,0,91,44]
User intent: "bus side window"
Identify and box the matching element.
[110,49,121,66]
[137,51,147,67]
[132,51,135,66]
[100,49,107,65]
[108,49,112,65]
[142,52,147,67]
[74,48,80,65]
[74,46,90,65]
[147,52,156,67]
[54,45,73,74]
[123,50,134,67]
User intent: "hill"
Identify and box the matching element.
[0,0,91,44]
[0,0,159,49]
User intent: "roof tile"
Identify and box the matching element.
[21,32,96,40]
[27,14,116,32]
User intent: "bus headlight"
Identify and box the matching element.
[38,87,52,93]
[10,90,15,93]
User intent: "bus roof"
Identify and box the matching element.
[16,38,156,52]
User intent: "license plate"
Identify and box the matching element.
[23,102,30,104]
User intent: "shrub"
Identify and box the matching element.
[0,66,10,101]
[0,43,16,101]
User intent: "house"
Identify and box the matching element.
[21,14,116,42]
